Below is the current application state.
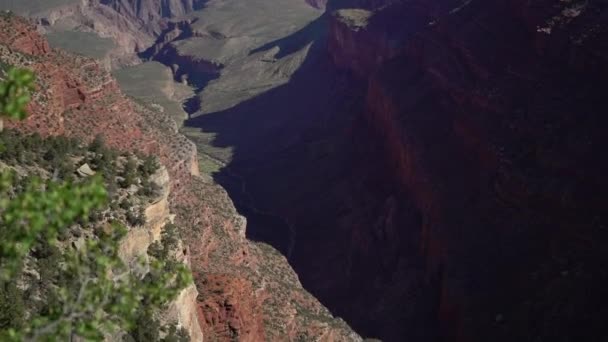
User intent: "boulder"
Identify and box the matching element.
[76,163,96,177]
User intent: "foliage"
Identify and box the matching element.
[0,268,25,330]
[163,324,191,342]
[148,223,181,262]
[0,67,35,121]
[126,206,146,227]
[139,155,159,178]
[0,173,107,281]
[0,67,192,340]
[0,173,191,341]
[120,155,139,188]
[0,130,82,179]
[122,311,160,342]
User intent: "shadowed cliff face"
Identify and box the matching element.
[183,0,608,341]
[182,8,442,341]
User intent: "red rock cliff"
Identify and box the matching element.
[328,0,608,340]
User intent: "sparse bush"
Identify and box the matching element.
[122,311,161,342]
[138,178,162,198]
[126,206,146,227]
[147,223,180,261]
[163,324,191,342]
[120,198,133,211]
[121,155,139,188]
[140,155,160,178]
[88,134,105,155]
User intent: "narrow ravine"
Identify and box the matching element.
[173,64,299,259]
[193,148,298,258]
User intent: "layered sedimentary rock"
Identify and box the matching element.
[322,0,608,340]
[0,14,361,341]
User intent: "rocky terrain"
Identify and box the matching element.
[322,1,608,340]
[3,0,607,341]
[151,0,608,341]
[0,14,360,341]
[0,0,208,68]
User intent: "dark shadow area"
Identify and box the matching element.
[184,12,442,342]
[182,95,201,116]
[181,71,220,94]
[185,13,334,255]
[249,14,327,59]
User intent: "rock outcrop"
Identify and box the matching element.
[118,166,171,265]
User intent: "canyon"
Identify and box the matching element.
[0,11,359,341]
[2,0,608,341]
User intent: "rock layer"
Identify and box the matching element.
[322,0,608,340]
[0,14,361,341]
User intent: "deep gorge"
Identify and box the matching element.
[150,0,608,340]
[182,1,608,341]
[6,0,608,340]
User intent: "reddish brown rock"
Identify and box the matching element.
[0,24,50,55]
[0,14,361,342]
[323,0,608,340]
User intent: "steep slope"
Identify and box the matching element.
[0,128,203,340]
[0,14,361,341]
[172,0,608,341]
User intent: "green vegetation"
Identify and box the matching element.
[126,206,146,227]
[0,130,82,179]
[148,223,181,262]
[0,67,192,340]
[0,67,34,124]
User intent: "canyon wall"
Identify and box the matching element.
[0,14,361,341]
[324,0,608,340]
[99,0,206,27]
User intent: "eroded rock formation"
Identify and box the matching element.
[317,0,608,340]
[0,14,361,341]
